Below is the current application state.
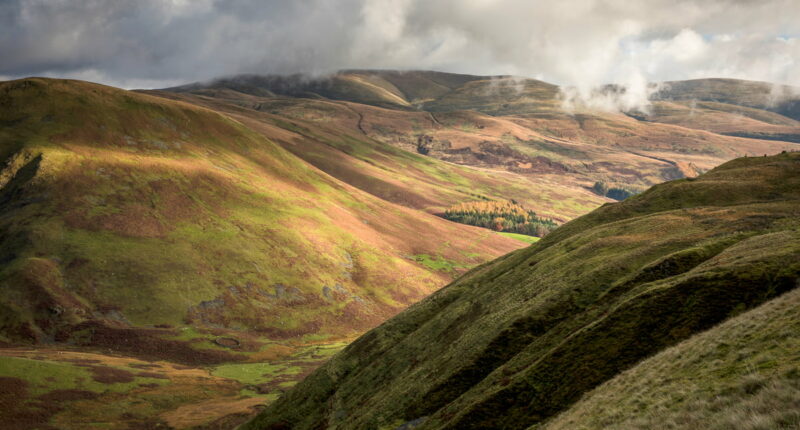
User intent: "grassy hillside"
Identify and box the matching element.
[169,70,487,110]
[172,72,798,217]
[4,72,798,428]
[639,79,800,144]
[152,89,605,221]
[0,77,533,427]
[653,78,800,121]
[245,152,800,430]
[421,76,560,115]
[0,77,526,347]
[541,286,800,430]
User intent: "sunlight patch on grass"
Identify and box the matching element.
[498,232,541,244]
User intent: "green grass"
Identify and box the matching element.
[0,77,518,351]
[498,232,541,244]
[411,254,468,273]
[244,152,800,430]
[0,356,168,396]
[211,362,303,386]
[541,287,800,430]
[299,342,349,358]
[211,341,348,386]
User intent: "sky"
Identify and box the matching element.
[1,0,799,95]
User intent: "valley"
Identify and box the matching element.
[1,71,798,429]
[247,151,800,430]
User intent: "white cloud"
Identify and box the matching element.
[650,29,707,63]
[1,0,799,104]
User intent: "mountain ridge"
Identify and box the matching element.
[162,70,798,234]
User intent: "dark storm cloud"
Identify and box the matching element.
[1,0,799,94]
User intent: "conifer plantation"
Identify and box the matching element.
[443,200,558,237]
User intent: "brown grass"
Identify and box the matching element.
[161,396,268,429]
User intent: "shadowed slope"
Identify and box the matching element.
[541,286,800,430]
[245,152,800,430]
[168,70,487,110]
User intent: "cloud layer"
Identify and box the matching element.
[2,0,799,92]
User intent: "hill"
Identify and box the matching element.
[542,286,800,430]
[151,86,605,222]
[0,78,526,428]
[652,78,800,121]
[171,71,798,212]
[168,70,488,110]
[3,71,799,428]
[644,78,800,143]
[245,152,800,430]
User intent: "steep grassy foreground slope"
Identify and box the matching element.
[246,152,800,430]
[542,286,800,430]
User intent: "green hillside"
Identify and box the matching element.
[421,76,560,115]
[154,86,605,221]
[542,286,800,430]
[174,71,798,213]
[174,71,562,116]
[3,72,799,428]
[0,78,522,355]
[245,152,800,430]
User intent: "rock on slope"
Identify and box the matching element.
[245,152,800,429]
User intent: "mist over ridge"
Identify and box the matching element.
[3,0,800,111]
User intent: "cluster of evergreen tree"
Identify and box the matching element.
[443,200,558,237]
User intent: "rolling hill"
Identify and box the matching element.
[638,78,800,146]
[0,77,526,428]
[245,152,800,430]
[542,286,800,430]
[0,77,526,346]
[2,70,798,429]
[150,87,603,221]
[171,71,799,211]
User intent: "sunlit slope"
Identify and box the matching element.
[645,79,800,143]
[171,72,796,209]
[245,152,800,430]
[0,78,522,353]
[151,89,605,221]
